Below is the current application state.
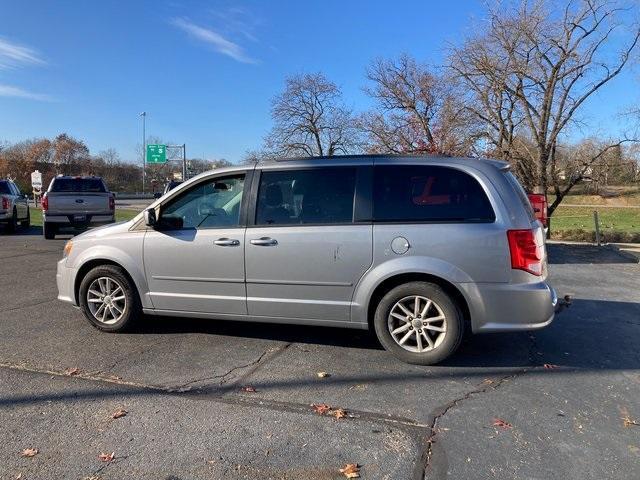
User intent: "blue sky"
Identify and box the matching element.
[0,0,637,163]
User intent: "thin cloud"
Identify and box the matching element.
[0,37,46,70]
[211,7,261,43]
[0,83,53,101]
[171,17,258,64]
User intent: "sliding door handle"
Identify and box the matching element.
[250,237,278,246]
[214,238,240,246]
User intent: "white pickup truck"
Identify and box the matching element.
[42,176,115,239]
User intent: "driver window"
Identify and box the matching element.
[160,174,245,229]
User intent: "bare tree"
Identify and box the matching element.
[360,54,479,156]
[264,73,361,157]
[450,0,640,215]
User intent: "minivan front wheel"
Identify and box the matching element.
[374,282,463,365]
[79,265,140,332]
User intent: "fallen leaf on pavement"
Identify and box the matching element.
[331,408,347,419]
[482,379,494,385]
[20,448,38,457]
[98,452,115,463]
[543,364,559,370]
[317,371,330,378]
[492,418,513,430]
[623,416,640,427]
[111,408,128,419]
[240,386,257,393]
[339,463,360,478]
[64,367,80,376]
[311,403,331,415]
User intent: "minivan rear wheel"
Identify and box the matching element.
[373,281,463,365]
[79,265,140,332]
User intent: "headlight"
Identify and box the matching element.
[63,240,73,258]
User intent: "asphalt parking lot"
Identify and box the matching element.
[1,230,639,480]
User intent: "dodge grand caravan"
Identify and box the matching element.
[56,155,558,365]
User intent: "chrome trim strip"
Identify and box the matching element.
[246,296,351,307]
[150,292,245,301]
[246,279,352,287]
[152,275,244,283]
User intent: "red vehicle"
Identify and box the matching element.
[527,193,548,227]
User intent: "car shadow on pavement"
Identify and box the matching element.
[1,298,638,407]
[547,242,636,264]
[2,226,43,236]
[135,297,640,371]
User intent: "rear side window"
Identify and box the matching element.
[504,172,535,220]
[0,182,10,194]
[256,167,356,225]
[51,178,106,193]
[373,165,495,223]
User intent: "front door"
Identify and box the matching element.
[144,173,248,314]
[245,167,372,322]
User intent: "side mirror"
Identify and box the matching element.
[143,208,157,227]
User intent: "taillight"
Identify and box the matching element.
[1,196,8,210]
[527,193,547,227]
[42,194,48,211]
[109,195,115,211]
[507,229,543,276]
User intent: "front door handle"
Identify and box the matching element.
[250,237,278,246]
[214,238,240,246]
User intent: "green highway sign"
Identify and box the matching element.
[146,144,166,163]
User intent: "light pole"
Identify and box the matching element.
[140,111,146,193]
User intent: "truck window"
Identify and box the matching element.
[51,178,106,193]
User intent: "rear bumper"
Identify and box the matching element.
[0,211,11,221]
[462,280,557,333]
[45,213,115,227]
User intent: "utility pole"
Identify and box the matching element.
[182,143,187,181]
[140,111,146,193]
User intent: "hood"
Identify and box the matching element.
[73,220,134,241]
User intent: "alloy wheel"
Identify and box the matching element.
[86,276,127,325]
[387,295,447,353]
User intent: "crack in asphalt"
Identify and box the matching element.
[99,337,172,373]
[165,343,292,392]
[3,297,58,312]
[417,371,526,480]
[0,361,429,432]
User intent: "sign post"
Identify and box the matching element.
[31,170,43,206]
[146,144,167,164]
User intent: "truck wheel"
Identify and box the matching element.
[373,281,464,365]
[6,208,17,233]
[21,207,30,228]
[79,265,140,332]
[43,221,56,239]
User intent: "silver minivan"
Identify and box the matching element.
[57,155,558,365]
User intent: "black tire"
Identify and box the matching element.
[79,264,140,332]
[373,281,464,365]
[6,208,17,233]
[21,207,30,228]
[43,221,56,239]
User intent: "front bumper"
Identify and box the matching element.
[462,280,558,333]
[56,258,78,305]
